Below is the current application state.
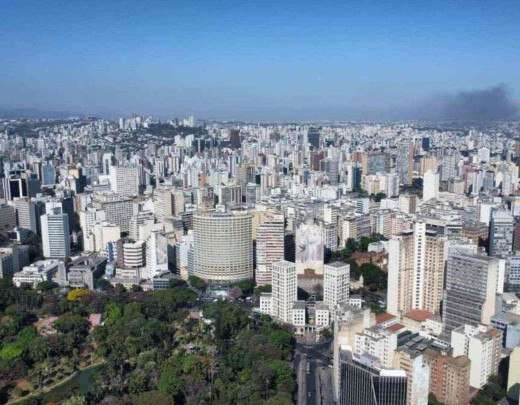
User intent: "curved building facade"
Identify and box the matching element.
[193,211,253,283]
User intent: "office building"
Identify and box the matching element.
[339,350,407,405]
[443,251,501,334]
[41,161,56,187]
[110,165,140,196]
[14,197,38,233]
[41,208,70,258]
[67,255,107,290]
[13,259,67,288]
[92,192,133,233]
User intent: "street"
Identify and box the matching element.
[295,340,335,405]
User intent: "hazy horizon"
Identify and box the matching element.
[2,1,520,121]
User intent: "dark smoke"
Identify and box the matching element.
[417,84,519,122]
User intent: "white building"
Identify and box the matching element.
[355,324,402,369]
[13,260,66,288]
[315,302,330,329]
[123,240,146,268]
[323,261,350,317]
[41,208,70,258]
[145,230,169,279]
[292,301,306,327]
[271,260,297,323]
[92,222,120,253]
[79,207,106,252]
[451,324,502,389]
[423,170,439,202]
[259,293,272,315]
[110,165,140,196]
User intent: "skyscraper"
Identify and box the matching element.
[193,211,253,283]
[387,223,446,316]
[397,143,414,187]
[443,250,501,334]
[41,207,70,259]
[271,260,297,323]
[41,161,56,187]
[255,211,285,286]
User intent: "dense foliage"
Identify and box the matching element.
[0,277,295,404]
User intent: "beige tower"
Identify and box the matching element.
[193,211,253,283]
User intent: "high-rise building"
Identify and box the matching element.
[387,223,446,316]
[451,324,502,389]
[323,262,350,316]
[41,161,56,187]
[92,192,133,233]
[41,208,70,258]
[489,208,514,258]
[393,350,430,405]
[110,165,140,196]
[193,211,253,283]
[507,347,520,401]
[79,207,106,252]
[443,251,502,335]
[255,211,284,286]
[333,306,375,401]
[423,348,470,405]
[0,203,16,232]
[102,153,114,175]
[339,350,407,405]
[229,129,241,149]
[145,230,168,279]
[2,172,41,200]
[307,127,321,149]
[14,197,37,233]
[271,260,297,323]
[397,143,414,186]
[129,210,155,241]
[122,240,146,268]
[320,158,339,185]
[422,170,439,201]
[154,187,185,220]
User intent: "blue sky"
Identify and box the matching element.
[1,0,519,120]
